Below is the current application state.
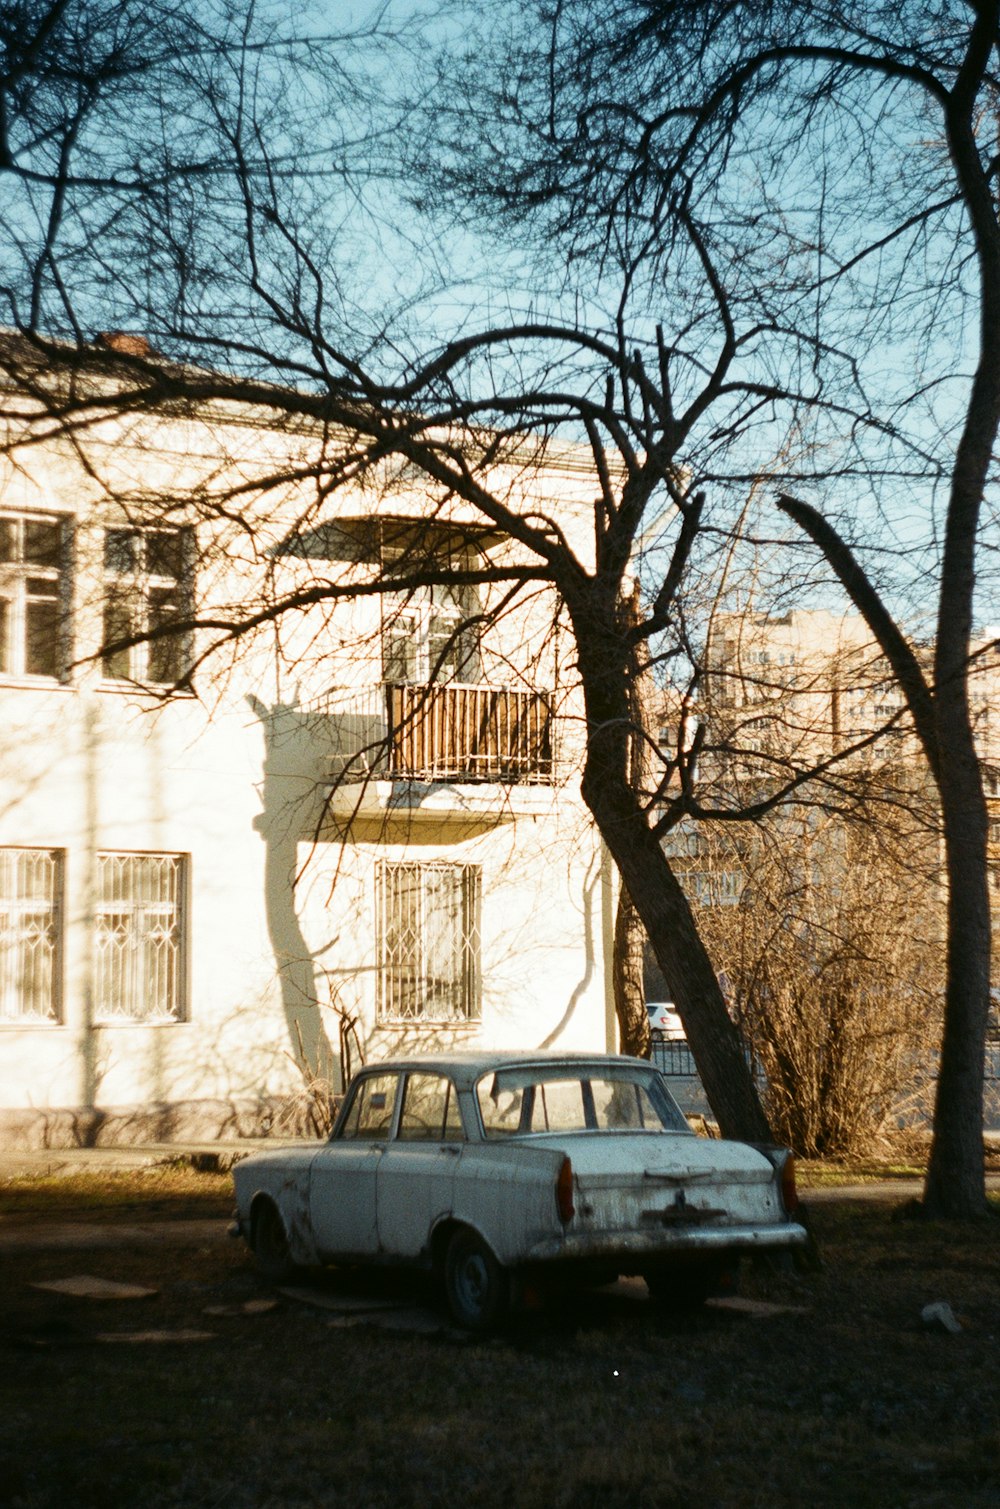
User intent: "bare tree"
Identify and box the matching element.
[404,1,1000,1214]
[0,2,779,1140]
[15,1,1000,1180]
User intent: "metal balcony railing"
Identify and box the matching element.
[385,682,553,783]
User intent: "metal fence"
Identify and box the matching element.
[650,1035,698,1077]
[653,1030,1000,1093]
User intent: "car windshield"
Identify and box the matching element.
[475,1064,690,1138]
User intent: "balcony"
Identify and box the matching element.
[385,683,552,783]
[326,682,557,821]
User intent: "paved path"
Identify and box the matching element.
[0,1140,283,1181]
[802,1176,1000,1203]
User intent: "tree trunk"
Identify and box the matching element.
[612,581,653,1060]
[613,882,651,1058]
[924,759,991,1215]
[921,372,995,1216]
[585,758,770,1140]
[571,584,770,1140]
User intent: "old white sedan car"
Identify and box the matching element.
[232,1051,808,1330]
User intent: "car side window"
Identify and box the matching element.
[338,1073,399,1141]
[397,1072,465,1142]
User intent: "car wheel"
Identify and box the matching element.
[252,1199,297,1283]
[444,1228,509,1332]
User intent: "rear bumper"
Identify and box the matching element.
[524,1220,809,1265]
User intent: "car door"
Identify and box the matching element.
[309,1071,400,1260]
[375,1071,465,1259]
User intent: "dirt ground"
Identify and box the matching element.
[2,1167,999,1509]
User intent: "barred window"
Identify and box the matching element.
[0,848,61,1023]
[0,513,68,680]
[103,527,191,685]
[95,853,186,1022]
[377,861,480,1022]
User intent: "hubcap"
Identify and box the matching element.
[457,1252,488,1312]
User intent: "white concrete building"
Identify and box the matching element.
[0,343,614,1146]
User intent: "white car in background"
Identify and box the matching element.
[232,1050,807,1331]
[646,1002,686,1039]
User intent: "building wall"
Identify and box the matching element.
[0,386,611,1146]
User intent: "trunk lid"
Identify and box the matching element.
[513,1131,785,1232]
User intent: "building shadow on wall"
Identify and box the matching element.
[248,693,345,1097]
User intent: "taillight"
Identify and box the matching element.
[780,1153,799,1215]
[556,1156,574,1224]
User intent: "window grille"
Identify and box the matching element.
[0,848,61,1022]
[377,861,480,1022]
[95,853,186,1021]
[0,513,67,679]
[102,527,191,684]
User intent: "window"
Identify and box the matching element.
[0,513,67,679]
[475,1065,688,1139]
[94,853,186,1022]
[103,527,190,684]
[676,869,744,908]
[377,861,480,1022]
[380,535,481,685]
[382,581,481,685]
[337,1073,400,1141]
[0,848,61,1022]
[397,1072,465,1141]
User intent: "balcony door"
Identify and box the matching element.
[382,577,481,687]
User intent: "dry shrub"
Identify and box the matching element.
[698,810,943,1157]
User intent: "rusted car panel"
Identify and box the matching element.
[232,1147,320,1266]
[231,1050,809,1328]
[444,1141,570,1266]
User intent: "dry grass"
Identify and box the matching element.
[2,1167,999,1508]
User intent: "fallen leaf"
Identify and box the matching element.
[920,1301,963,1334]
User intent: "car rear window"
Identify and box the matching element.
[476,1065,689,1138]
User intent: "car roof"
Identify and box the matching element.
[349,1049,655,1093]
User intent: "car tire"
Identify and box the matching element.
[444,1228,509,1332]
[252,1199,297,1283]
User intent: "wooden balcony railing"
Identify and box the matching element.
[385,683,553,783]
